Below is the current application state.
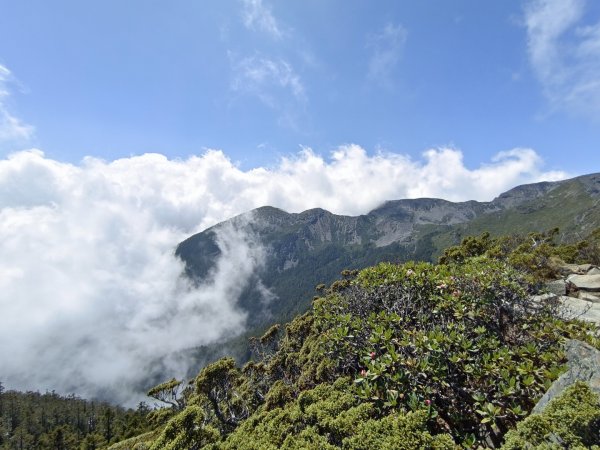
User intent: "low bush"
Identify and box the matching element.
[501,382,600,449]
[316,257,597,447]
[219,378,455,450]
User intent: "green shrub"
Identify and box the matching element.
[342,412,457,449]
[150,406,219,450]
[439,228,600,280]
[108,431,157,450]
[263,380,293,410]
[316,257,597,447]
[501,382,600,449]
[219,378,454,449]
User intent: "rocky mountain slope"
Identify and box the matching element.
[176,173,600,335]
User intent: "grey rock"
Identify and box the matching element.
[530,293,559,313]
[566,339,599,360]
[578,291,600,303]
[557,296,600,326]
[559,263,593,275]
[567,274,600,292]
[532,339,600,413]
[545,279,567,296]
[588,267,600,275]
[531,293,558,303]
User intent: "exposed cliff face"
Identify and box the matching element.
[490,180,559,209]
[368,198,485,247]
[176,173,600,331]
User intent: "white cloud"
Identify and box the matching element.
[231,55,305,104]
[0,65,34,147]
[0,150,275,405]
[367,23,408,88]
[0,145,566,404]
[525,0,600,118]
[241,0,283,39]
[230,54,306,128]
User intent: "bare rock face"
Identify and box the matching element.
[557,295,600,326]
[543,266,600,317]
[532,340,600,413]
[551,265,600,302]
[578,291,600,303]
[534,265,600,413]
[530,292,600,326]
[567,274,600,292]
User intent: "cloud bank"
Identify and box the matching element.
[0,146,566,405]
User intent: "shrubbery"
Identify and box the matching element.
[316,257,598,447]
[119,229,600,449]
[439,227,600,280]
[151,406,218,450]
[219,378,455,449]
[501,382,600,449]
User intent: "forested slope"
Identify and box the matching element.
[0,387,149,450]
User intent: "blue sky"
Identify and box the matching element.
[1,0,599,172]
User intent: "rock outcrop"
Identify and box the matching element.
[558,295,600,325]
[543,264,600,324]
[532,339,600,413]
[544,279,567,297]
[567,273,600,293]
[532,264,600,414]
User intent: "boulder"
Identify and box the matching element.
[567,274,600,292]
[578,291,600,303]
[588,267,600,275]
[532,339,600,413]
[544,279,566,296]
[557,296,600,326]
[530,293,558,311]
[558,263,593,275]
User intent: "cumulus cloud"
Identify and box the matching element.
[241,0,283,39]
[525,0,600,118]
[367,23,408,88]
[0,145,565,405]
[0,65,34,148]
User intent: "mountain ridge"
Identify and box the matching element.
[176,172,600,341]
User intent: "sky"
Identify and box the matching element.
[0,0,599,171]
[0,0,600,405]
